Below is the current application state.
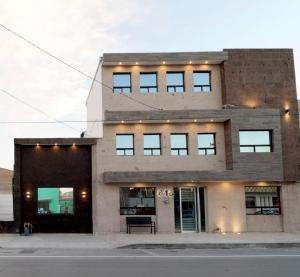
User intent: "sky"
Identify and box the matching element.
[0,0,300,170]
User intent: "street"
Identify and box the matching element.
[0,248,300,277]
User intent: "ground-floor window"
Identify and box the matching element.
[245,186,280,215]
[37,187,74,215]
[120,187,155,215]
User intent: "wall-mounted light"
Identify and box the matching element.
[81,191,87,198]
[36,143,40,147]
[54,143,58,146]
[25,191,31,199]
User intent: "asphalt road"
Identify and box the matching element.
[0,248,300,277]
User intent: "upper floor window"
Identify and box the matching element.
[167,72,184,93]
[144,134,161,156]
[198,133,216,155]
[113,73,131,93]
[171,134,188,156]
[239,130,272,153]
[140,73,157,93]
[245,186,280,215]
[116,134,134,156]
[193,71,211,92]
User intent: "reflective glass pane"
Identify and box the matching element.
[144,134,160,148]
[167,72,184,86]
[179,149,188,156]
[125,149,134,156]
[171,134,187,148]
[240,146,255,152]
[144,149,151,156]
[140,73,157,87]
[113,73,131,87]
[198,134,215,148]
[206,149,215,155]
[37,188,73,215]
[202,86,211,92]
[255,146,271,152]
[152,149,161,156]
[198,149,206,155]
[116,135,133,149]
[239,131,270,145]
[193,72,210,86]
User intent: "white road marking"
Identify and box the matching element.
[0,254,300,259]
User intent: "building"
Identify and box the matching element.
[0,167,14,232]
[13,138,96,233]
[87,49,300,234]
[12,49,300,234]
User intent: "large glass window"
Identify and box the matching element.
[37,188,74,215]
[167,72,184,93]
[239,130,272,153]
[120,187,156,215]
[198,133,216,155]
[193,72,211,92]
[116,134,134,156]
[140,73,157,93]
[113,73,131,93]
[144,134,161,156]
[171,134,188,156]
[245,186,280,215]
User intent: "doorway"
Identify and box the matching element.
[174,187,206,232]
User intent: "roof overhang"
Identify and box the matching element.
[102,51,228,66]
[14,138,97,146]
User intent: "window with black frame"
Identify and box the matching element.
[239,130,272,153]
[144,134,161,156]
[198,133,216,155]
[193,71,211,92]
[116,134,134,156]
[167,72,184,93]
[113,73,131,93]
[170,134,188,156]
[140,72,157,93]
[245,186,281,215]
[120,187,156,215]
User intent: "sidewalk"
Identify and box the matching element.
[0,232,300,249]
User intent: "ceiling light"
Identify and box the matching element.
[205,60,208,64]
[119,62,122,65]
[189,61,192,64]
[162,61,166,65]
[139,120,142,123]
[121,120,124,124]
[194,119,197,122]
[166,119,170,123]
[210,119,214,122]
[135,62,139,65]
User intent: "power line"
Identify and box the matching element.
[0,88,82,135]
[0,23,162,111]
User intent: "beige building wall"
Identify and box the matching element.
[0,168,13,221]
[102,64,222,111]
[99,122,226,172]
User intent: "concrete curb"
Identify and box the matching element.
[119,243,300,249]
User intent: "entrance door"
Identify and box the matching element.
[174,187,206,232]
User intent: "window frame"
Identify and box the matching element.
[119,187,156,215]
[170,133,189,156]
[140,72,158,93]
[37,187,75,216]
[116,134,134,156]
[239,130,273,153]
[166,71,185,93]
[245,186,281,215]
[113,72,132,93]
[193,71,212,92]
[197,133,216,155]
[143,133,161,156]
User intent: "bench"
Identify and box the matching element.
[126,217,156,234]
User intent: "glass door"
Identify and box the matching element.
[174,187,206,233]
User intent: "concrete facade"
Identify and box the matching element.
[86,49,300,234]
